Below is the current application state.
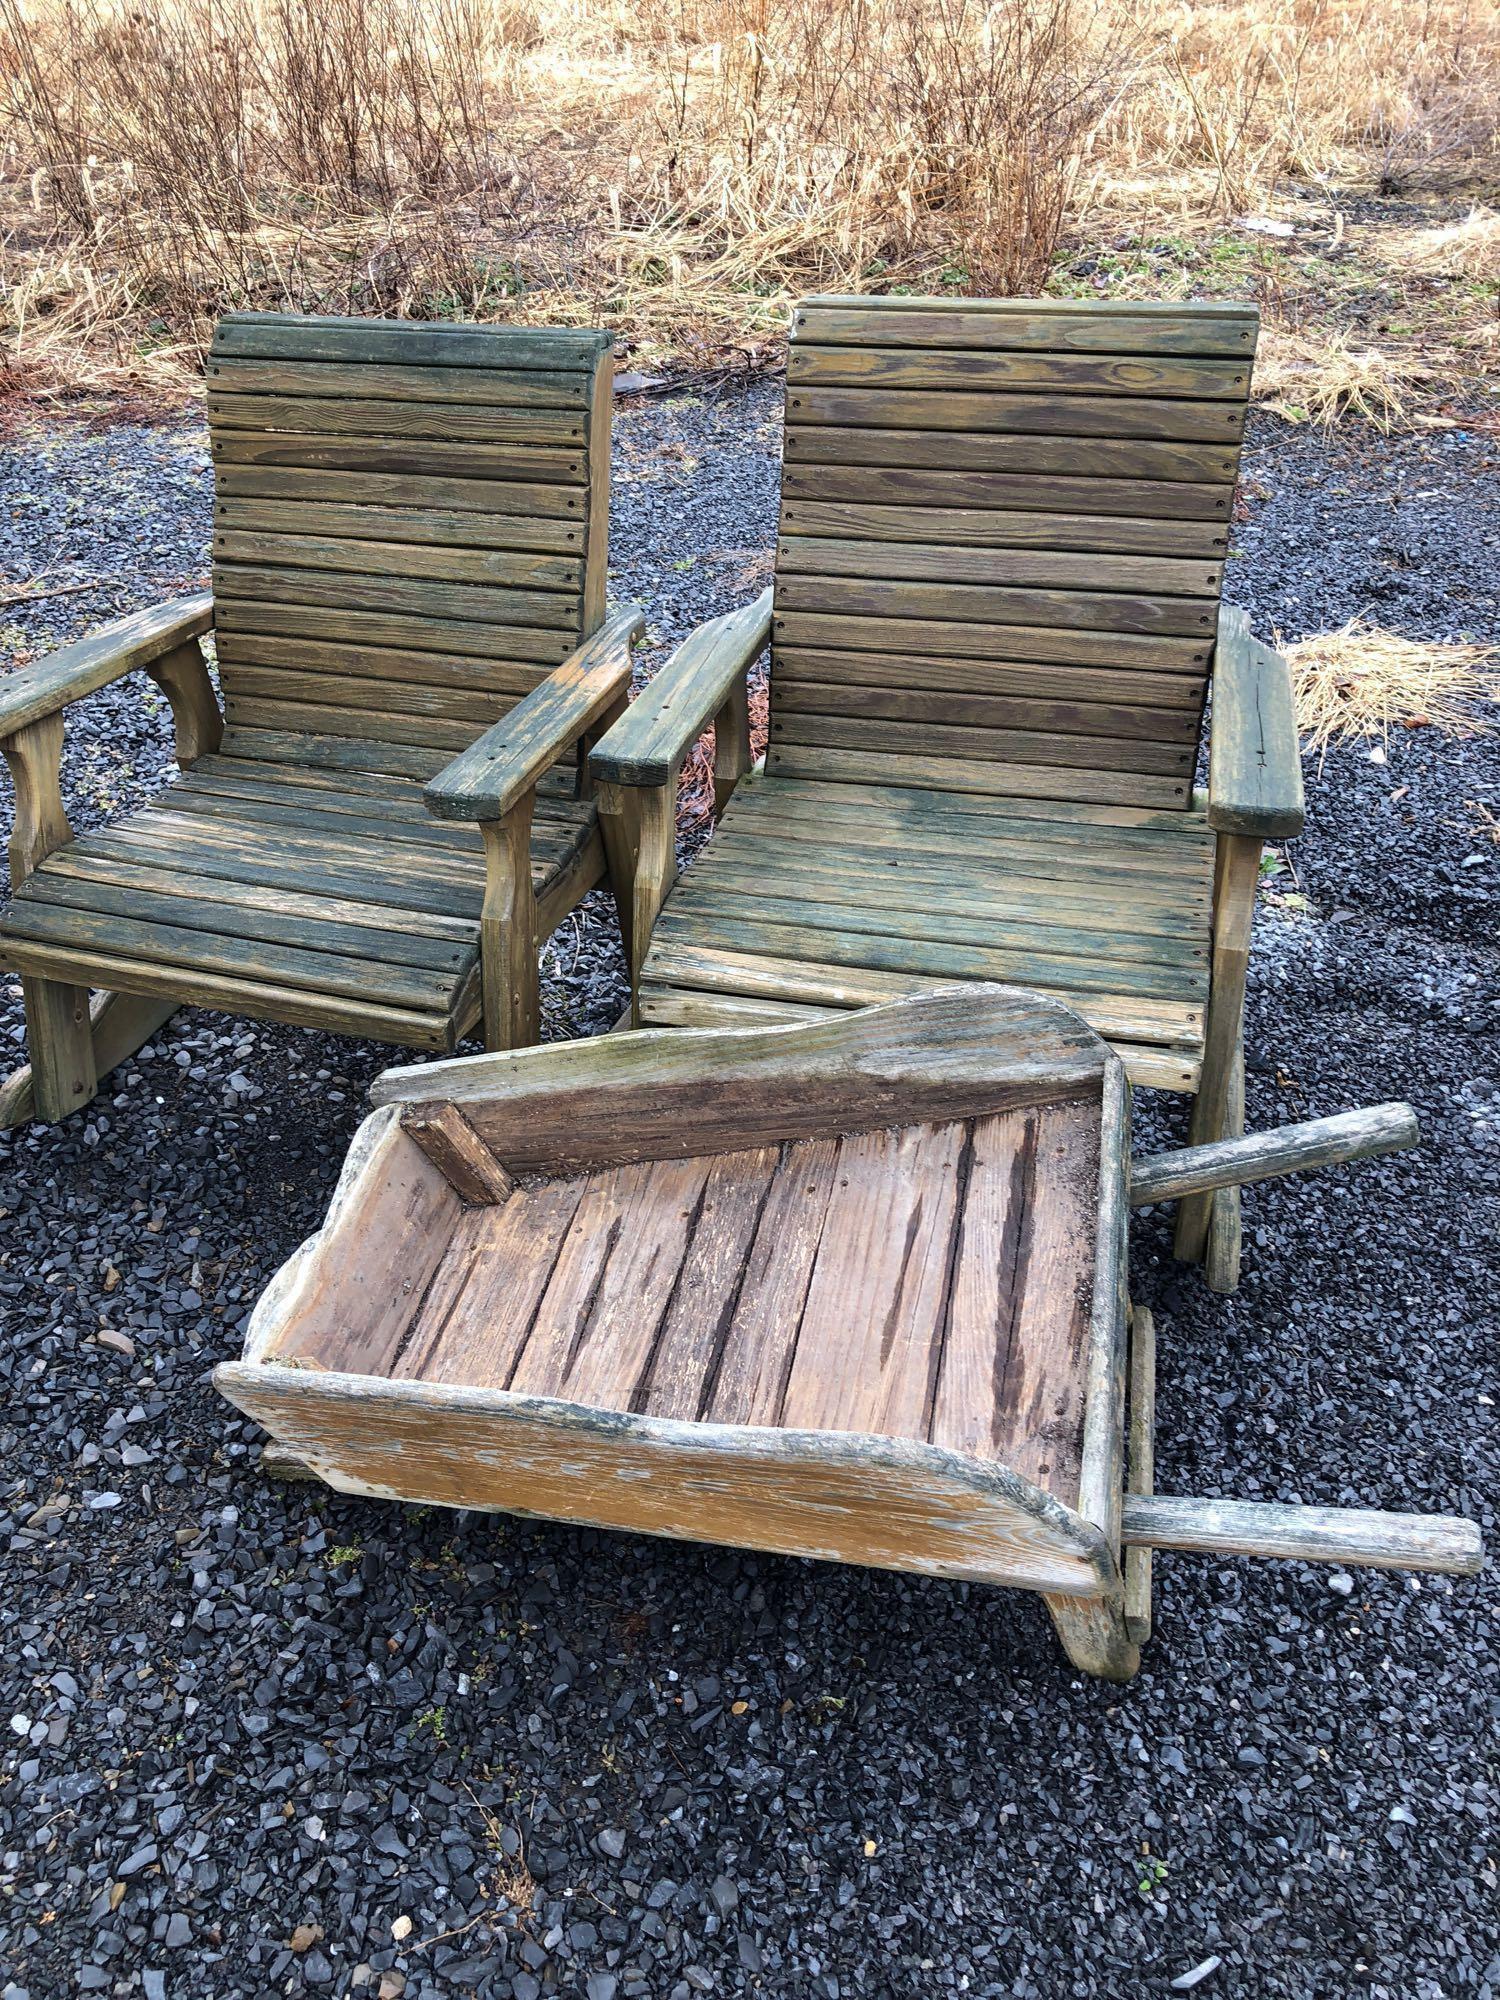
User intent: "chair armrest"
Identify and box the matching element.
[589,587,773,787]
[0,593,214,740]
[1208,606,1305,840]
[424,604,645,822]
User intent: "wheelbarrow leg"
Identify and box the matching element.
[1043,1589,1140,1682]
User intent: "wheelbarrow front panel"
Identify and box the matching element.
[214,1364,1117,1596]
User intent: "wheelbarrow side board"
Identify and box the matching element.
[215,984,1482,1682]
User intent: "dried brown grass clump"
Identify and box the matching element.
[1384,204,1500,280]
[1252,326,1462,431]
[1286,618,1498,755]
[1,0,1499,400]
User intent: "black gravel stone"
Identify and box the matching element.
[0,391,1495,1999]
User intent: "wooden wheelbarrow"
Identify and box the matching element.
[215,986,1482,1680]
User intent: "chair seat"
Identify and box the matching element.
[1,754,600,1050]
[639,774,1216,1091]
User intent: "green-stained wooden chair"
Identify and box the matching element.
[589,294,1303,1292]
[0,313,640,1128]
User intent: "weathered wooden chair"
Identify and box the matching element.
[590,295,1303,1291]
[0,313,638,1128]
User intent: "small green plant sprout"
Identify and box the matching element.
[413,1706,448,1742]
[324,1544,363,1567]
[1137,1851,1169,1898]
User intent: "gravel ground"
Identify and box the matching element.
[0,387,1496,2000]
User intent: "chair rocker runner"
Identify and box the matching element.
[590,294,1303,1291]
[0,314,640,1128]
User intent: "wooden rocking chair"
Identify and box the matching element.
[0,313,639,1128]
[590,295,1303,1292]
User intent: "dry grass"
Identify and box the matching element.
[1285,618,1498,755]
[1383,204,1500,280]
[0,0,1498,406]
[1253,324,1464,431]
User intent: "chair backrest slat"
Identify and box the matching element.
[209,313,612,775]
[770,296,1256,811]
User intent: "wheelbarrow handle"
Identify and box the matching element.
[1121,1494,1482,1577]
[1128,1101,1418,1208]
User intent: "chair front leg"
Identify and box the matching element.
[479,794,539,1051]
[1176,831,1261,1265]
[1,714,99,1122]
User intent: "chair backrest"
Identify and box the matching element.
[207,313,613,777]
[769,295,1257,811]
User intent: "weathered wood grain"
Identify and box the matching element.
[636,1145,784,1420]
[207,357,592,408]
[211,429,586,485]
[214,1363,1119,1596]
[784,383,1246,440]
[771,608,1210,672]
[1131,1102,1419,1205]
[1123,1305,1155,1646]
[1121,1494,1483,1575]
[779,498,1231,558]
[779,460,1232,522]
[211,313,610,373]
[214,528,584,594]
[401,1102,516,1205]
[589,591,773,788]
[792,299,1257,357]
[787,344,1252,399]
[0,594,214,738]
[783,423,1239,484]
[764,743,1192,810]
[146,638,224,767]
[256,1105,464,1376]
[927,1102,1098,1503]
[396,1178,588,1387]
[776,536,1223,599]
[372,984,1110,1170]
[1207,607,1306,838]
[215,464,588,520]
[425,605,643,822]
[505,1155,714,1407]
[1,936,468,1048]
[638,940,1205,1062]
[779,1121,968,1438]
[700,1137,841,1425]
[1074,1058,1130,1552]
